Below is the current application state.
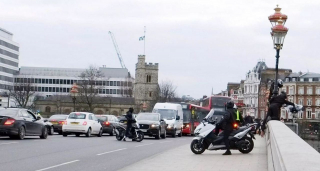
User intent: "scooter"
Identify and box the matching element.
[190,109,256,154]
[115,119,144,142]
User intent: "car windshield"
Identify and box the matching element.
[183,109,191,122]
[49,115,68,120]
[153,109,177,120]
[96,116,108,121]
[136,114,159,121]
[0,109,18,117]
[68,113,86,119]
[211,97,230,108]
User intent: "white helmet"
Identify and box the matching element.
[233,104,237,109]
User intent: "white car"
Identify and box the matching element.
[62,112,102,137]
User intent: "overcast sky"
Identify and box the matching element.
[1,0,320,98]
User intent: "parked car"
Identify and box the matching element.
[62,112,102,137]
[0,108,48,140]
[136,113,167,139]
[95,115,119,136]
[48,114,68,135]
[38,116,54,135]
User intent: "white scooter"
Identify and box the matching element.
[190,109,257,154]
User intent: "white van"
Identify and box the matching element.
[152,103,183,137]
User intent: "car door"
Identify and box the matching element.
[20,110,34,135]
[28,111,43,135]
[92,115,101,132]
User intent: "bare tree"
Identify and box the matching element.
[76,66,104,112]
[159,80,177,102]
[10,78,35,108]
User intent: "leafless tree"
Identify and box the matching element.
[159,80,177,102]
[10,78,35,108]
[76,66,104,112]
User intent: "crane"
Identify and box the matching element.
[108,31,126,68]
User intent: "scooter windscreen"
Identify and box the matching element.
[204,109,226,123]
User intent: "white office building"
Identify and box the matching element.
[0,28,19,93]
[14,66,134,98]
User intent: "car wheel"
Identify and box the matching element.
[40,127,48,139]
[178,128,182,137]
[63,132,68,137]
[155,129,160,139]
[75,133,80,137]
[98,128,103,137]
[86,128,91,137]
[172,129,177,138]
[48,126,54,135]
[161,129,166,139]
[110,128,115,136]
[17,126,25,140]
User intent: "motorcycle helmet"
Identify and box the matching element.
[226,101,234,109]
[277,79,283,88]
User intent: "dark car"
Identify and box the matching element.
[95,115,119,136]
[48,114,68,135]
[38,116,54,135]
[0,108,48,140]
[136,113,166,139]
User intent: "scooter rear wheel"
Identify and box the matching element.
[238,137,254,154]
[190,139,205,154]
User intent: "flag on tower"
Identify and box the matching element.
[139,36,145,41]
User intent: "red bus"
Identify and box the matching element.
[181,103,210,135]
[201,96,232,111]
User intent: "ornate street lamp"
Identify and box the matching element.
[269,5,289,95]
[70,83,79,112]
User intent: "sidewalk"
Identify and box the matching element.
[121,136,267,171]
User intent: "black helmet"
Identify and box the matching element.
[280,91,287,99]
[277,79,283,88]
[129,107,134,113]
[226,101,234,109]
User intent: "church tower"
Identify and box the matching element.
[134,55,159,112]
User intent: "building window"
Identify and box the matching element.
[281,110,286,119]
[316,99,320,106]
[45,106,51,113]
[309,78,313,82]
[307,110,312,119]
[300,78,304,82]
[289,97,293,103]
[110,81,113,86]
[316,88,320,95]
[298,99,303,105]
[292,78,296,82]
[106,89,109,94]
[146,75,151,83]
[298,111,303,119]
[149,92,152,97]
[298,87,304,95]
[316,110,320,119]
[307,87,313,95]
[289,87,294,95]
[113,89,116,94]
[307,99,312,106]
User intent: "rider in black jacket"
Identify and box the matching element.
[261,91,295,136]
[123,107,134,141]
[216,101,236,155]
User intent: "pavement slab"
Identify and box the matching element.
[121,136,267,171]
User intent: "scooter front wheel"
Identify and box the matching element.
[116,130,124,141]
[190,139,205,154]
[135,131,144,142]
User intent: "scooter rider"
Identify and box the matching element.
[215,101,236,155]
[123,107,134,141]
[261,91,295,137]
[268,79,284,103]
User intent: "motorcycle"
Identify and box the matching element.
[115,119,144,142]
[190,109,256,154]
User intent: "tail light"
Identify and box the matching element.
[83,121,87,126]
[104,121,110,126]
[233,123,238,129]
[4,119,15,125]
[59,121,66,125]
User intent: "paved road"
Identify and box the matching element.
[0,134,192,171]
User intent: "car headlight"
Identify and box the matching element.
[167,124,174,129]
[151,124,159,128]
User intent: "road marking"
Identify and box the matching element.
[35,160,79,171]
[97,148,127,156]
[135,143,153,147]
[0,142,18,145]
[160,141,172,144]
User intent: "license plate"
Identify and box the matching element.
[71,122,79,125]
[50,122,58,125]
[140,129,147,132]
